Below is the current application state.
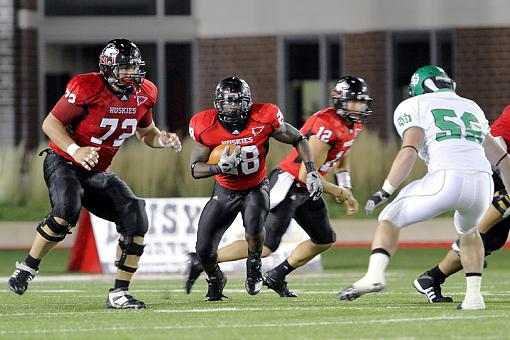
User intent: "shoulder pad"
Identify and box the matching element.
[65,73,105,105]
[140,79,158,106]
[189,109,217,142]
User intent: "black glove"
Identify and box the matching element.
[365,189,391,215]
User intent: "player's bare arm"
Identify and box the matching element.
[365,126,423,214]
[136,122,182,151]
[333,155,359,214]
[42,113,99,171]
[272,122,323,200]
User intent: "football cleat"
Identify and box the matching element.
[205,276,228,301]
[106,288,146,309]
[457,294,485,310]
[413,273,453,303]
[245,258,263,295]
[8,261,37,295]
[184,252,203,294]
[262,271,297,297]
[337,282,385,301]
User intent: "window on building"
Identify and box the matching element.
[45,0,156,16]
[44,43,157,114]
[392,31,453,108]
[285,36,341,127]
[165,43,192,132]
[165,0,191,15]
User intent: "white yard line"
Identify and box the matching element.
[0,315,502,335]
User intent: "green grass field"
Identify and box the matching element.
[1,247,509,339]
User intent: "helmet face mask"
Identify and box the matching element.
[214,77,252,131]
[99,39,146,92]
[331,76,372,124]
[408,65,455,97]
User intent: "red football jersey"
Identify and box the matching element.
[49,72,157,172]
[491,104,510,149]
[189,103,284,190]
[279,107,362,182]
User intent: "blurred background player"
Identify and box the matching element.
[413,104,510,303]
[188,76,323,301]
[7,39,182,309]
[185,76,369,297]
[337,65,510,310]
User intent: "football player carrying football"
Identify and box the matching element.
[337,65,510,310]
[185,76,367,298]
[7,39,181,309]
[413,104,510,304]
[188,76,323,301]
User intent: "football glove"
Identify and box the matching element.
[365,189,391,215]
[218,146,241,175]
[306,171,323,201]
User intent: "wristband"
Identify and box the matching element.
[335,171,352,189]
[304,161,315,173]
[382,179,396,195]
[66,143,80,157]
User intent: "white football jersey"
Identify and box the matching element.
[393,91,491,173]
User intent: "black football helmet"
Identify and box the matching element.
[99,39,146,91]
[331,76,372,124]
[214,76,252,131]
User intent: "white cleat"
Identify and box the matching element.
[457,295,485,310]
[337,282,385,301]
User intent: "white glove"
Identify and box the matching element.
[306,171,323,200]
[218,146,241,175]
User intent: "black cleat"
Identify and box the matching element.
[262,271,297,297]
[105,288,146,309]
[245,258,263,295]
[8,262,37,295]
[184,252,203,294]
[205,276,227,301]
[413,273,453,303]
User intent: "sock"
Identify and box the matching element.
[247,250,262,272]
[271,259,295,280]
[24,255,41,270]
[114,279,130,290]
[427,265,447,284]
[364,248,390,283]
[465,273,482,297]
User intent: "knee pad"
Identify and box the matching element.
[119,199,148,236]
[492,190,510,216]
[115,235,145,274]
[36,215,72,242]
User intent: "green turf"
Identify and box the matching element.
[0,247,509,339]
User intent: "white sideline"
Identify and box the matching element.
[0,315,501,335]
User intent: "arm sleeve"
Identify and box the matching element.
[138,108,154,128]
[393,100,422,138]
[490,105,510,149]
[50,96,85,125]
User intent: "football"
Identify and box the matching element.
[207,144,238,164]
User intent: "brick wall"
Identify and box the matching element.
[343,32,389,137]
[0,0,15,147]
[196,36,278,112]
[455,28,510,123]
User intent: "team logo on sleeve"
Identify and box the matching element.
[397,113,412,127]
[252,126,264,136]
[136,96,148,106]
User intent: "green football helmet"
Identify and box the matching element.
[408,65,456,97]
